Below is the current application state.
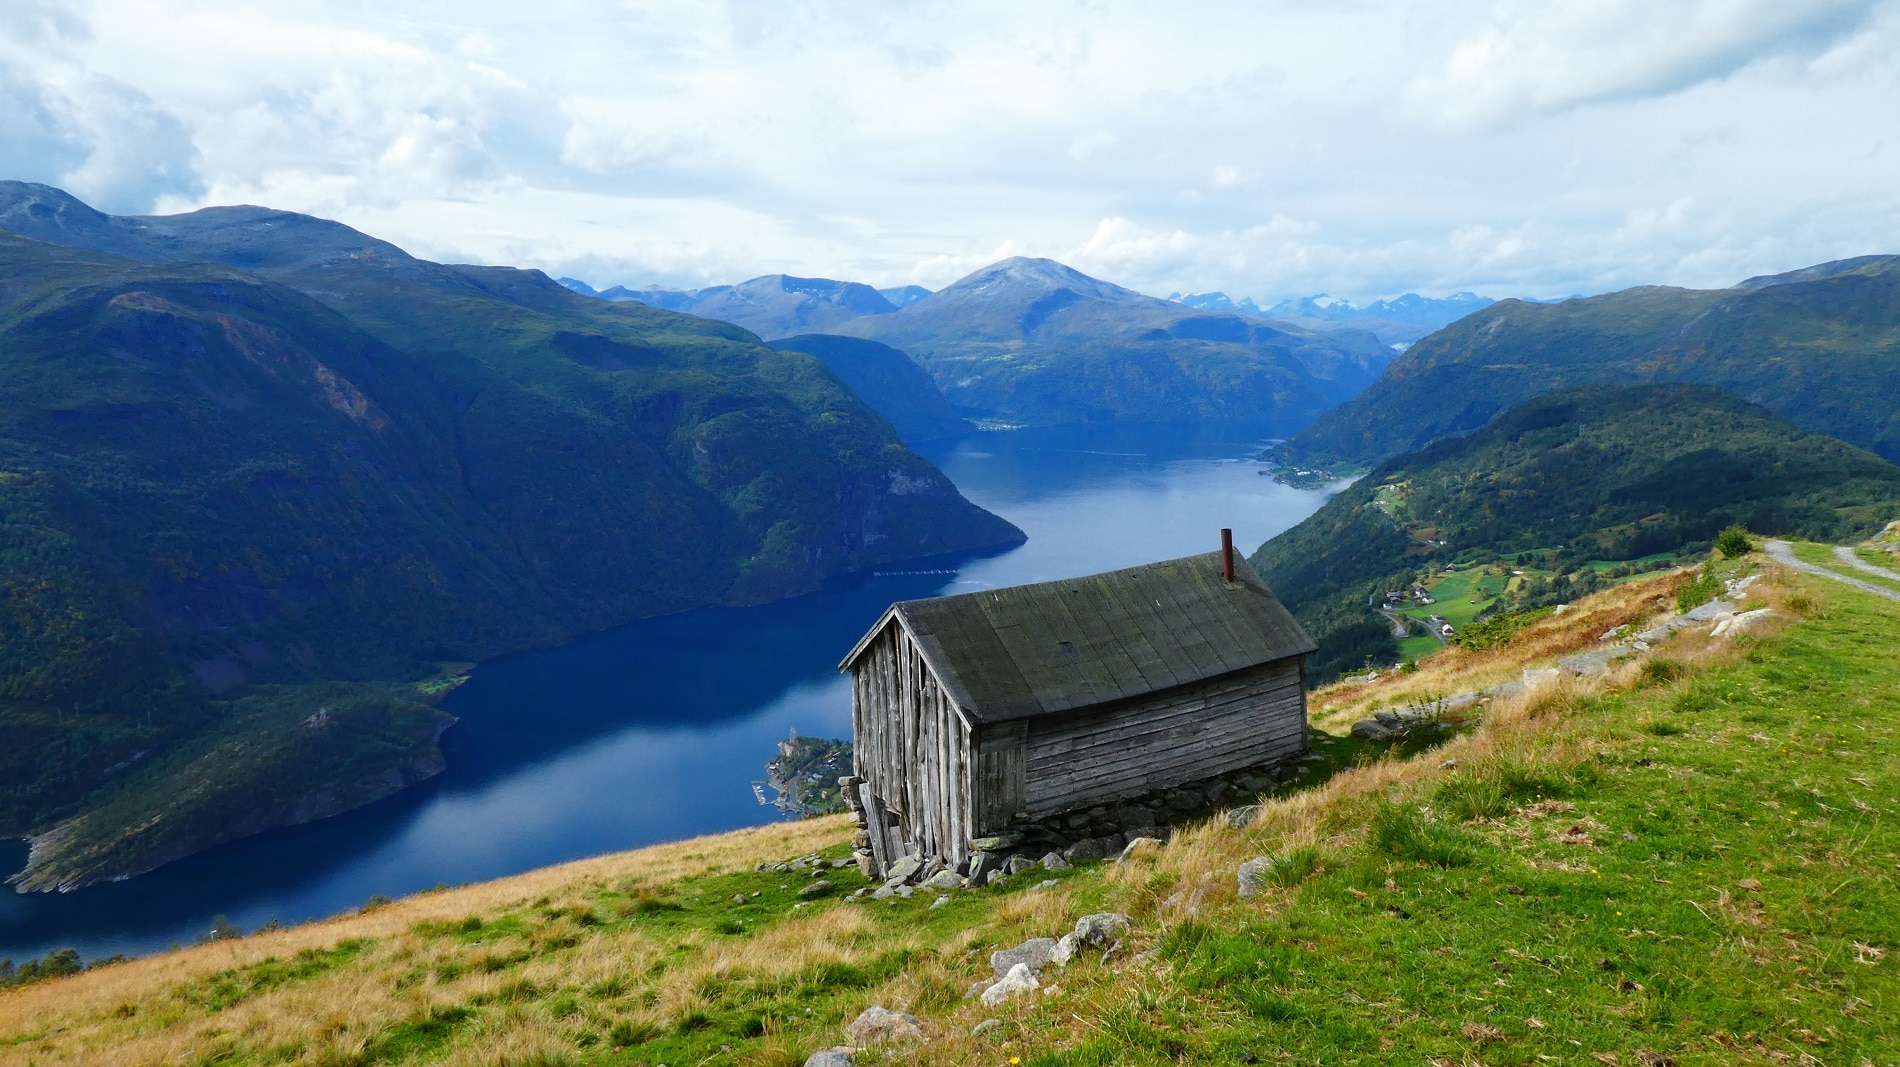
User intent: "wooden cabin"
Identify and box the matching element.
[838,535,1317,878]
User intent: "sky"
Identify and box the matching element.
[1,0,1897,303]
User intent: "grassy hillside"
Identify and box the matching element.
[832,257,1399,427]
[0,186,1023,889]
[6,555,1895,1065]
[1252,383,1900,680]
[1273,255,1900,469]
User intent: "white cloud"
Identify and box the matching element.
[0,0,1896,302]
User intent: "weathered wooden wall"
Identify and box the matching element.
[850,621,975,874]
[1014,658,1306,818]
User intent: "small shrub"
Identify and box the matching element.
[1369,804,1478,867]
[1638,657,1690,687]
[1645,719,1686,736]
[1676,567,1723,612]
[1714,525,1753,558]
[609,1020,659,1048]
[1262,844,1327,888]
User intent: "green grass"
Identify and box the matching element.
[1027,573,1900,1066]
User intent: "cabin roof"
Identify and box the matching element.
[840,551,1316,724]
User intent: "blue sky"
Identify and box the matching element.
[2,1,1896,302]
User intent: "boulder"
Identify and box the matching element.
[921,869,965,891]
[798,880,835,898]
[968,851,1006,883]
[1350,717,1400,742]
[804,1049,856,1067]
[1237,856,1275,898]
[885,854,923,883]
[1716,608,1776,637]
[1039,851,1071,872]
[1683,598,1738,622]
[968,832,1025,852]
[1224,805,1261,829]
[1063,835,1121,863]
[991,937,1059,977]
[980,962,1040,1006]
[1005,855,1036,876]
[1071,912,1132,948]
[846,1006,923,1046]
[1117,837,1163,863]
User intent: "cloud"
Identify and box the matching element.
[1406,0,1882,127]
[0,0,1896,303]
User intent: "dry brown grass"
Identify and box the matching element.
[1308,568,1693,731]
[0,815,851,1066]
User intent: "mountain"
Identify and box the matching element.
[1272,255,1900,471]
[571,275,898,339]
[0,182,1022,889]
[1168,290,1496,346]
[1252,383,1900,681]
[767,335,971,444]
[878,285,932,308]
[830,257,1400,427]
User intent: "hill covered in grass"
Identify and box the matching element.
[1272,254,1900,469]
[830,257,1400,427]
[1251,383,1900,680]
[6,555,1895,1066]
[0,184,1022,890]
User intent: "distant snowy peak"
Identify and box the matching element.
[1172,289,1494,331]
[1168,291,1263,315]
[879,284,932,308]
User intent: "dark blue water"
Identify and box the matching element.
[0,423,1338,962]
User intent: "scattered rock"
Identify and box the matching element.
[984,870,1007,887]
[930,894,950,909]
[803,1047,856,1067]
[1223,804,1261,829]
[1682,599,1738,622]
[1237,856,1275,898]
[885,854,923,883]
[1071,912,1132,948]
[968,851,1006,883]
[870,885,895,900]
[831,857,855,869]
[798,880,835,899]
[1005,855,1035,876]
[967,832,1024,852]
[1117,837,1163,863]
[1522,666,1563,685]
[970,1018,1000,1037]
[894,885,914,899]
[1034,879,1059,890]
[846,1006,923,1046]
[1715,608,1776,638]
[991,937,1059,977]
[1062,836,1119,864]
[980,962,1040,1006]
[1039,851,1071,872]
[921,870,964,890]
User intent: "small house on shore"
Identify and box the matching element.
[838,533,1316,879]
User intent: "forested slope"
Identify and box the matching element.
[1272,256,1900,468]
[0,185,1022,888]
[1252,384,1900,679]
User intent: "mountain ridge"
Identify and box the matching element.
[0,182,1023,889]
[1272,255,1900,469]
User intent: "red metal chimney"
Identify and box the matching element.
[1221,528,1235,582]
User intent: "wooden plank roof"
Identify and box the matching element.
[840,551,1317,724]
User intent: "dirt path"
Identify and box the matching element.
[1832,545,1900,586]
[1765,540,1900,602]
